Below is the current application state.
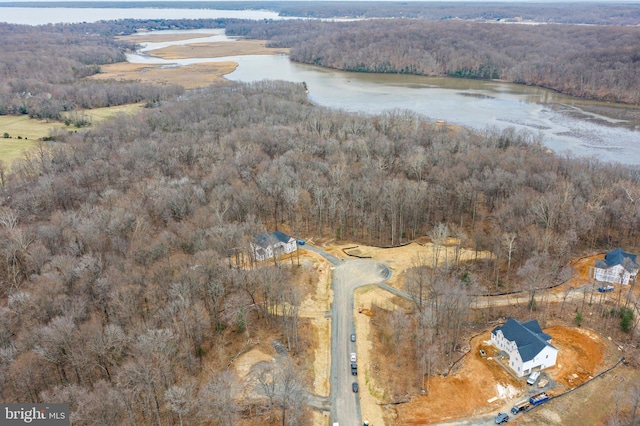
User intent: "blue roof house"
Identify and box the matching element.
[594,248,638,285]
[490,318,558,377]
[251,231,297,262]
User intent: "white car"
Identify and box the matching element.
[350,352,356,362]
[527,371,540,385]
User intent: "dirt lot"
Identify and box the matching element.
[516,363,640,425]
[325,240,492,287]
[392,325,614,425]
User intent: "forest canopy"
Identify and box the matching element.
[1,78,640,422]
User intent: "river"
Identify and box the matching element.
[4,8,640,165]
[128,29,640,165]
[0,7,285,25]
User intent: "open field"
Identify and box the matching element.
[68,103,144,122]
[0,104,144,166]
[89,62,238,89]
[0,136,38,165]
[148,39,289,60]
[0,116,62,164]
[0,115,66,141]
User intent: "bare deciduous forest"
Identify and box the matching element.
[0,23,184,121]
[0,15,640,425]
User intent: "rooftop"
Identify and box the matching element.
[492,318,554,362]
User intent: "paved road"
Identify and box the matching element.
[304,245,391,426]
[303,245,639,425]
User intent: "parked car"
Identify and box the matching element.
[351,362,357,376]
[350,352,356,362]
[350,333,356,342]
[527,371,540,385]
[352,382,359,393]
[297,240,305,246]
[598,285,614,293]
[479,349,486,357]
[495,413,509,424]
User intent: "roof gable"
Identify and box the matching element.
[492,318,555,362]
[604,248,638,270]
[254,231,294,248]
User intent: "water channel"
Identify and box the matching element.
[128,29,640,165]
[4,5,640,165]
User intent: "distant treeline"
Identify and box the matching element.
[226,19,640,104]
[2,1,640,25]
[0,23,183,120]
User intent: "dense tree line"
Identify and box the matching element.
[3,1,640,25]
[275,1,640,25]
[226,19,640,104]
[0,78,639,421]
[0,23,183,120]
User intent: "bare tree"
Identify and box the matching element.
[429,223,449,269]
[517,253,552,318]
[389,310,409,366]
[165,385,194,426]
[405,253,429,312]
[502,233,517,278]
[199,370,240,426]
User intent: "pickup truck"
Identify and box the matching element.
[511,400,530,415]
[495,413,509,424]
[530,392,549,406]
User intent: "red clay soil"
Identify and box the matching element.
[544,325,605,390]
[393,325,610,425]
[394,331,524,425]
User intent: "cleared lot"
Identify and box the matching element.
[389,325,613,424]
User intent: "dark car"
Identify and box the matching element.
[352,382,359,393]
[351,362,357,376]
[350,333,356,342]
[495,413,509,424]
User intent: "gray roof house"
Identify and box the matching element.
[490,318,558,377]
[594,248,638,285]
[251,231,297,262]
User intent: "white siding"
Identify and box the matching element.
[490,329,558,377]
[252,236,296,262]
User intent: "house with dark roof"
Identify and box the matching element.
[490,318,558,377]
[251,231,297,262]
[593,248,638,285]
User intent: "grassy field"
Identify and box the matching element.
[0,104,144,165]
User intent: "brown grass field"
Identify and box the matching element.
[0,104,143,166]
[90,39,289,90]
[89,62,238,89]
